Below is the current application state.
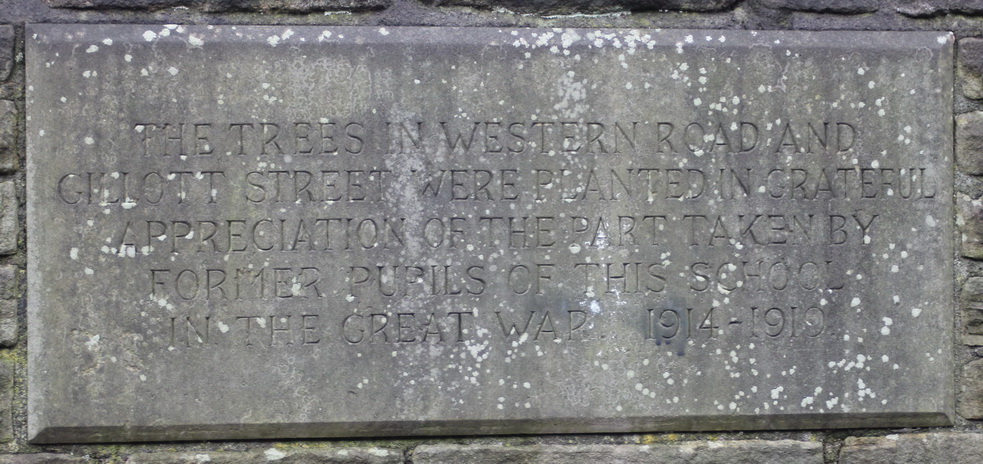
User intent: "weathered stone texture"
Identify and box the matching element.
[959,39,983,100]
[840,433,983,464]
[0,359,11,442]
[0,100,17,174]
[413,442,823,464]
[421,0,738,14]
[958,194,983,260]
[0,26,12,83]
[26,25,954,443]
[0,265,17,347]
[43,0,391,11]
[0,454,86,463]
[897,0,983,17]
[0,181,15,256]
[127,448,402,464]
[959,358,983,419]
[961,277,983,345]
[758,0,878,14]
[957,112,983,174]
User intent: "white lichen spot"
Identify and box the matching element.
[379,27,390,36]
[189,35,204,47]
[264,448,287,460]
[851,297,861,307]
[911,307,922,317]
[143,30,157,42]
[881,317,893,335]
[85,45,98,53]
[84,136,94,145]
[168,67,179,76]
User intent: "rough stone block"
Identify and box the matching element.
[26,25,954,443]
[840,433,983,464]
[959,39,983,100]
[0,181,15,256]
[0,359,11,443]
[959,194,983,259]
[959,358,983,419]
[255,0,391,12]
[413,442,823,464]
[957,112,983,174]
[962,277,983,345]
[422,0,738,14]
[43,0,390,11]
[0,265,18,347]
[0,455,86,464]
[0,100,18,173]
[897,0,983,17]
[126,448,402,464]
[0,26,12,82]
[758,0,878,14]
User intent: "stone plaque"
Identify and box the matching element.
[27,25,954,443]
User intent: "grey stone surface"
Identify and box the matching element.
[127,447,402,463]
[957,112,983,175]
[0,265,18,347]
[840,433,983,464]
[0,181,16,256]
[897,0,983,17]
[961,277,983,345]
[0,26,12,83]
[0,454,87,464]
[26,25,954,443]
[0,100,16,173]
[413,442,823,464]
[421,0,738,14]
[958,194,983,259]
[959,358,983,419]
[959,39,983,100]
[0,359,11,442]
[758,0,879,14]
[43,0,391,11]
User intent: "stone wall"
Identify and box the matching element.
[1,0,982,462]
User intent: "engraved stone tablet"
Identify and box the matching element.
[27,25,954,443]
